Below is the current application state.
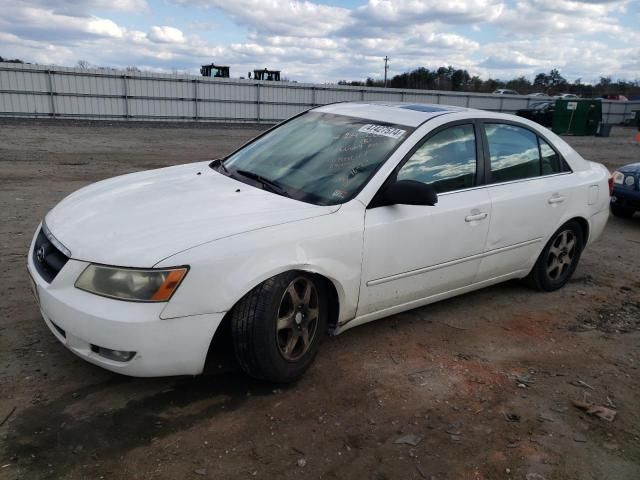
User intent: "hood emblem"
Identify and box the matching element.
[36,246,46,263]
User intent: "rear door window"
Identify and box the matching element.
[485,123,569,183]
[485,123,540,183]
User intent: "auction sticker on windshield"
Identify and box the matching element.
[358,124,407,139]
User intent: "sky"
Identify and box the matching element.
[0,0,639,84]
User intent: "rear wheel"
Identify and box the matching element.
[526,220,584,291]
[611,204,635,218]
[230,272,327,383]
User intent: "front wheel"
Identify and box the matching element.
[230,272,327,383]
[526,220,584,291]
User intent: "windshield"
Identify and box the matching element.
[219,112,413,205]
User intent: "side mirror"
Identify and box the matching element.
[384,180,438,206]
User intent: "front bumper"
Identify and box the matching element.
[27,239,225,377]
[611,187,640,210]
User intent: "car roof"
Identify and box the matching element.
[312,101,588,173]
[313,102,471,127]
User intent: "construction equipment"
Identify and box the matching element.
[253,68,280,81]
[200,64,230,78]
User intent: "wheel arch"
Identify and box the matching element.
[572,217,591,247]
[203,268,343,372]
[571,216,590,246]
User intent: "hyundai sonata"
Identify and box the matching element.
[28,102,610,382]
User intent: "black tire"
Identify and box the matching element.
[611,204,635,218]
[526,220,584,291]
[230,271,327,383]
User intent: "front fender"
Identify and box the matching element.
[157,201,365,324]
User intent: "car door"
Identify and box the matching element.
[358,122,492,316]
[475,122,571,281]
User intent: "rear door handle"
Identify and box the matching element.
[465,212,488,222]
[548,194,565,204]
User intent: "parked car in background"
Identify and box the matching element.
[554,93,579,99]
[28,102,610,383]
[528,92,547,97]
[516,101,555,127]
[611,163,640,217]
[493,89,520,95]
[601,95,628,101]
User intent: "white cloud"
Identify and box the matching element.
[353,0,505,25]
[173,0,352,37]
[528,0,628,16]
[0,0,638,84]
[147,26,186,43]
[87,18,125,38]
[496,0,626,36]
[1,0,148,14]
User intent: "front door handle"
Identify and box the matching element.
[548,194,566,204]
[465,211,488,222]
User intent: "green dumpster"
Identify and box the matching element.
[552,99,601,136]
[635,110,640,129]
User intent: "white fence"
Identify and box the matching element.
[1,62,638,125]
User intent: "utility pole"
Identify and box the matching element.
[384,56,389,87]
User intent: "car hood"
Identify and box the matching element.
[45,161,339,267]
[619,162,640,174]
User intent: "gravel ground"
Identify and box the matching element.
[1,119,640,480]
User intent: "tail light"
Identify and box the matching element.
[610,171,624,196]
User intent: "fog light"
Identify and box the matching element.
[91,345,136,362]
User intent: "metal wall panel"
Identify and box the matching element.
[437,94,469,108]
[198,81,257,101]
[403,92,439,103]
[363,90,403,101]
[0,69,49,92]
[198,101,257,120]
[468,96,503,111]
[128,98,194,118]
[2,63,639,125]
[52,73,124,96]
[260,85,313,104]
[261,103,308,120]
[315,88,361,103]
[127,78,192,99]
[54,95,126,117]
[0,92,50,114]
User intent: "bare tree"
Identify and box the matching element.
[76,60,90,69]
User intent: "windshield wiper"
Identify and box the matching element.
[235,169,290,197]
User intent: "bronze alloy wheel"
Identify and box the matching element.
[526,219,584,292]
[276,277,319,361]
[546,229,577,281]
[231,271,328,382]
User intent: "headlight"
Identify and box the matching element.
[75,265,188,302]
[612,171,624,184]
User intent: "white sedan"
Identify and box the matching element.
[28,102,610,382]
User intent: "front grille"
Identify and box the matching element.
[32,228,69,283]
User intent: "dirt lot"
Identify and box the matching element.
[1,120,640,480]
